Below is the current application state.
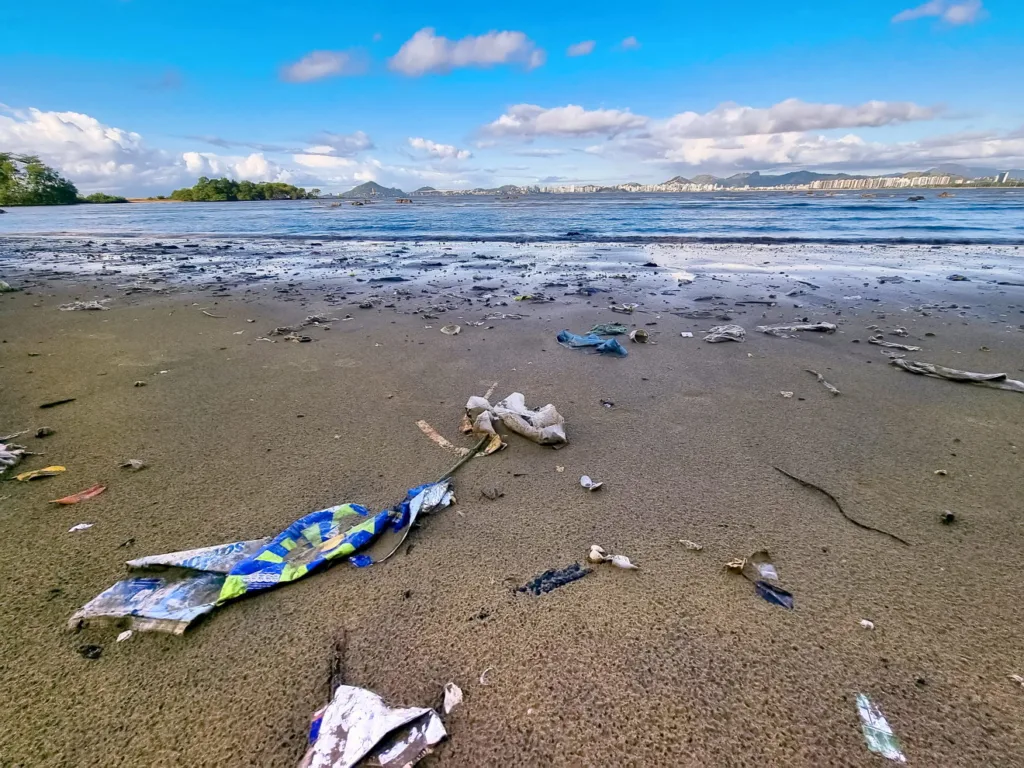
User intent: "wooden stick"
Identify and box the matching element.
[806,369,841,396]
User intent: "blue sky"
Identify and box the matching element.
[2,0,1022,194]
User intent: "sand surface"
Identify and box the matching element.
[1,242,1024,766]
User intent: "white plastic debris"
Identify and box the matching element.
[860,619,875,630]
[588,545,607,563]
[0,442,27,475]
[703,324,745,343]
[443,682,463,714]
[1009,674,1024,688]
[856,694,906,763]
[120,459,147,471]
[679,539,703,551]
[680,332,693,338]
[68,523,94,532]
[466,392,567,446]
[440,324,461,335]
[116,630,134,643]
[300,685,447,768]
[890,358,1024,393]
[756,322,837,338]
[628,329,649,343]
[580,475,603,491]
[607,554,639,570]
[589,545,639,569]
[780,391,794,398]
[59,300,109,311]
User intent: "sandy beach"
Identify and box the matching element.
[2,238,1023,766]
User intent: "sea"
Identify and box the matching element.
[1,189,1023,244]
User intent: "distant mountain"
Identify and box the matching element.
[340,181,407,199]
[930,164,1024,179]
[662,175,692,185]
[714,170,864,188]
[690,174,718,185]
[411,186,438,195]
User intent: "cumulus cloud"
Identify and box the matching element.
[658,99,940,139]
[388,28,545,76]
[893,0,985,25]
[620,36,640,50]
[566,40,596,57]
[408,137,472,160]
[483,104,647,139]
[183,152,293,182]
[279,50,367,82]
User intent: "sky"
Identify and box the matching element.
[2,0,1023,195]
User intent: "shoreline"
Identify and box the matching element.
[2,241,1024,765]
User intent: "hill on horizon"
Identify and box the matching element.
[339,181,407,199]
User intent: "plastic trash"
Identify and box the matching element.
[607,554,639,570]
[51,484,106,505]
[856,694,906,763]
[0,442,27,475]
[890,359,1024,393]
[680,332,693,338]
[556,330,628,356]
[0,279,17,292]
[300,685,447,768]
[868,335,921,352]
[703,324,745,343]
[580,475,603,491]
[15,466,65,481]
[443,682,463,714]
[68,523,94,532]
[466,392,568,446]
[679,539,703,551]
[121,459,147,471]
[588,544,639,569]
[517,563,591,595]
[70,482,455,634]
[727,550,793,609]
[116,630,134,643]
[59,300,109,311]
[756,322,837,338]
[609,303,638,314]
[629,329,649,343]
[588,323,627,335]
[440,324,461,335]
[860,619,875,630]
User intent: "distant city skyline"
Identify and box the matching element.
[2,0,1022,195]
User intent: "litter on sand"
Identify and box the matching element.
[588,323,627,335]
[51,484,106,504]
[0,279,17,292]
[517,563,591,595]
[68,523,94,532]
[15,465,66,482]
[440,324,461,335]
[580,475,603,491]
[860,619,875,630]
[680,332,693,338]
[70,480,457,634]
[806,369,841,396]
[466,392,567,446]
[609,303,638,314]
[121,459,147,471]
[116,630,134,642]
[703,324,745,343]
[59,300,109,311]
[869,335,921,352]
[300,684,447,768]
[588,545,639,569]
[39,398,76,409]
[774,467,910,546]
[780,391,794,398]
[443,682,463,715]
[890,359,1024,393]
[856,694,907,763]
[556,330,628,357]
[1,443,27,475]
[679,539,703,551]
[726,550,793,609]
[756,322,837,338]
[629,329,649,343]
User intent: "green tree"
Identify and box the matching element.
[80,192,128,204]
[0,153,79,206]
[166,176,315,202]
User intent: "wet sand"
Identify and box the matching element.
[1,240,1023,766]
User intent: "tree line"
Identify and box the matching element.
[169,177,319,201]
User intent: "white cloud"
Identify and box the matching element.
[183,152,294,182]
[279,50,366,82]
[309,130,374,156]
[657,99,940,139]
[388,28,545,76]
[408,137,472,160]
[483,104,647,138]
[513,148,568,157]
[567,40,596,57]
[620,36,640,50]
[893,0,984,25]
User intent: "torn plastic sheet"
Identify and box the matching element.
[704,324,746,343]
[756,322,837,338]
[466,392,567,446]
[517,563,591,595]
[856,694,906,763]
[556,330,628,357]
[70,482,454,634]
[727,550,794,609]
[300,685,447,768]
[0,442,27,475]
[890,358,1024,393]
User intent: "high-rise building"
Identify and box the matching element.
[997,171,1011,184]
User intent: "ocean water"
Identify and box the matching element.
[1,189,1023,244]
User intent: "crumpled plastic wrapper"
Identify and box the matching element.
[300,685,447,768]
[890,358,1024,393]
[466,392,567,446]
[0,443,27,475]
[704,324,746,343]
